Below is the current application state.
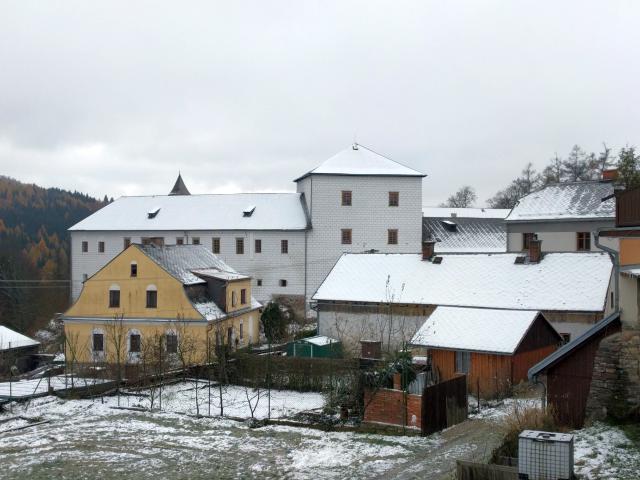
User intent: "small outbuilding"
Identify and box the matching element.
[411,307,562,398]
[286,335,342,358]
[0,325,40,374]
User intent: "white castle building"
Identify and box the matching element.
[69,144,426,310]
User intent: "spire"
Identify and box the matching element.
[169,173,191,196]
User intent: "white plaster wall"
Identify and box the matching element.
[300,175,423,300]
[70,230,306,303]
[620,275,639,328]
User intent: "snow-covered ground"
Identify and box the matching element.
[0,384,442,479]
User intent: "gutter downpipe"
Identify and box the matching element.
[531,227,621,411]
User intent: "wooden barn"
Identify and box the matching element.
[411,307,562,398]
[528,312,622,428]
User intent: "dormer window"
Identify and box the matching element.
[243,205,256,217]
[147,207,161,219]
[441,220,457,232]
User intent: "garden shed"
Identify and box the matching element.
[286,335,342,358]
[411,307,562,398]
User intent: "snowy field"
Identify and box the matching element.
[0,384,442,480]
[0,388,638,479]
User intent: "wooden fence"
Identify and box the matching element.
[456,460,517,480]
[421,374,467,435]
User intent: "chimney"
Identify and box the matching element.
[602,169,618,181]
[529,239,542,263]
[422,240,436,260]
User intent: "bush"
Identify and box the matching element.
[492,403,564,460]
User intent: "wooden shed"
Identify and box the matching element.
[411,307,562,398]
[528,312,621,428]
[285,335,342,358]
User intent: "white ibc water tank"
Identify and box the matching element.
[518,430,574,480]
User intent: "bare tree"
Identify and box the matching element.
[105,313,127,405]
[140,330,164,410]
[173,318,203,415]
[441,186,477,208]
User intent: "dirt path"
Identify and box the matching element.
[381,418,507,479]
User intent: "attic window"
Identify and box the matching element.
[147,207,161,219]
[441,220,457,232]
[514,256,526,264]
[432,256,443,264]
[243,205,256,217]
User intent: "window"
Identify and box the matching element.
[192,237,200,245]
[82,241,88,253]
[212,237,221,254]
[388,229,398,245]
[522,233,536,250]
[166,333,178,354]
[341,229,352,245]
[279,279,287,287]
[146,287,158,308]
[255,239,262,253]
[236,237,244,255]
[92,333,104,352]
[577,232,591,251]
[227,327,233,346]
[109,288,120,308]
[455,351,470,374]
[176,237,184,245]
[130,262,137,277]
[232,291,237,307]
[98,241,105,253]
[389,191,399,207]
[240,322,244,340]
[341,190,352,206]
[257,279,263,287]
[129,334,141,353]
[281,239,288,254]
[241,288,246,305]
[123,238,131,250]
[610,290,615,309]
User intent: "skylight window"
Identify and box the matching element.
[147,207,161,219]
[243,205,256,217]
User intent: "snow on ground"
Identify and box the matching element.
[0,375,110,399]
[468,395,542,420]
[573,422,640,479]
[0,384,443,480]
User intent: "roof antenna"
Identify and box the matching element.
[352,132,358,150]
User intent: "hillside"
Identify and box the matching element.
[0,175,108,334]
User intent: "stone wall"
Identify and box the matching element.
[586,328,640,422]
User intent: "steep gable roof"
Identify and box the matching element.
[411,307,556,355]
[506,181,615,223]
[294,144,425,182]
[313,252,612,312]
[69,193,309,231]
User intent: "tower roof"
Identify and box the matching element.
[294,144,425,182]
[169,173,191,195]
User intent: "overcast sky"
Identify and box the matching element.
[0,1,639,206]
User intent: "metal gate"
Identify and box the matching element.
[421,374,468,435]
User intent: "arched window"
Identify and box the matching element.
[109,284,120,308]
[146,284,157,308]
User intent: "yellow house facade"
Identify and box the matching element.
[63,244,262,365]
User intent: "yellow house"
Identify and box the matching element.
[63,244,262,364]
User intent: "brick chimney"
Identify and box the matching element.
[422,240,436,260]
[602,169,618,181]
[529,239,542,263]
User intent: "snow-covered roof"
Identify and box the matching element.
[191,269,249,282]
[302,335,340,346]
[0,325,40,350]
[69,193,309,231]
[506,181,615,223]
[423,217,506,253]
[192,301,226,321]
[411,307,551,354]
[423,207,510,219]
[294,144,425,182]
[313,252,612,312]
[140,244,238,285]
